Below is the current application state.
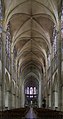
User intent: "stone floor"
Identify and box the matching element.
[25,107,37,119]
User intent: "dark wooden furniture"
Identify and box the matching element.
[33,107,63,119]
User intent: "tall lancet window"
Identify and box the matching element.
[0,33,2,60]
[47,53,50,68]
[52,25,57,55]
[61,5,63,60]
[27,87,29,94]
[6,22,11,71]
[34,87,36,94]
[30,87,33,95]
[61,6,63,39]
[0,0,2,21]
[13,46,17,70]
[6,22,11,58]
[0,0,2,60]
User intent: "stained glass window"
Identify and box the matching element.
[25,88,27,94]
[0,36,2,59]
[52,26,57,55]
[6,22,11,58]
[5,22,11,72]
[27,87,29,94]
[25,86,37,97]
[30,95,33,98]
[25,87,37,94]
[30,87,33,94]
[0,0,2,20]
[13,46,17,70]
[34,87,36,94]
[61,5,63,59]
[47,54,50,67]
[0,0,2,60]
[61,7,63,38]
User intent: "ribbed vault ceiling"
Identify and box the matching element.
[4,0,61,81]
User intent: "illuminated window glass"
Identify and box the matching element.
[47,54,50,67]
[61,8,63,21]
[0,25,2,33]
[0,1,2,60]
[62,8,63,14]
[61,6,63,58]
[25,88,27,94]
[27,87,29,94]
[34,87,36,94]
[54,35,57,53]
[61,7,63,38]
[13,46,17,70]
[0,1,2,20]
[30,87,33,94]
[0,37,2,59]
[30,95,33,98]
[52,26,57,55]
[6,22,11,58]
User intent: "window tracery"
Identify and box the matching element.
[6,23,11,58]
[34,87,36,94]
[25,86,37,95]
[0,0,2,60]
[61,7,63,39]
[61,5,63,58]
[13,46,17,70]
[6,22,11,72]
[27,87,29,94]
[47,53,50,68]
[52,25,57,55]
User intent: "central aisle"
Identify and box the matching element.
[25,107,37,119]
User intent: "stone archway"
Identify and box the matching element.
[24,76,39,107]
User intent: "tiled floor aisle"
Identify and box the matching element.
[25,107,37,119]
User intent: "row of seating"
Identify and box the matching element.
[33,108,63,119]
[0,107,29,119]
[0,107,63,119]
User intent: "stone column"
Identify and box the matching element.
[0,86,2,110]
[61,1,63,111]
[50,48,53,109]
[1,31,6,110]
[16,96,18,108]
[38,73,42,107]
[19,89,21,108]
[38,80,42,107]
[54,91,58,109]
[5,91,11,110]
[10,45,14,109]
[21,83,25,107]
[0,61,2,110]
[8,90,12,109]
[61,63,63,110]
[20,85,22,107]
[57,27,62,111]
[50,78,53,109]
[12,93,16,109]
[15,76,19,108]
[62,86,63,110]
[48,93,51,108]
[15,87,17,108]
